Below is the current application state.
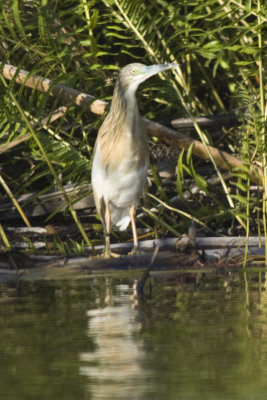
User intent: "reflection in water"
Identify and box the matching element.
[78,274,267,400]
[1,273,267,399]
[80,284,148,399]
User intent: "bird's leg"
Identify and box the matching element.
[103,201,119,258]
[130,205,139,253]
[104,201,111,256]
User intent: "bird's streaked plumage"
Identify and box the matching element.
[92,62,177,256]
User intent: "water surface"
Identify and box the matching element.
[0,270,267,399]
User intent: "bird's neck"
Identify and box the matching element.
[110,81,140,131]
[124,84,139,127]
[98,79,148,170]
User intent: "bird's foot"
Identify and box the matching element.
[128,246,143,256]
[103,234,120,258]
[103,248,120,258]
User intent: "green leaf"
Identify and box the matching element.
[176,149,185,198]
[12,0,28,41]
[234,60,255,66]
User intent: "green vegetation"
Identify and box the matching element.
[0,0,266,259]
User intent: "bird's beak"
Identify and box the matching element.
[141,62,178,78]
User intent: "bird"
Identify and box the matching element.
[92,62,177,257]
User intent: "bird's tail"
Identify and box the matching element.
[115,215,131,231]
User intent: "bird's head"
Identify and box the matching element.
[118,62,177,91]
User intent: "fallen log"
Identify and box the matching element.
[0,236,265,283]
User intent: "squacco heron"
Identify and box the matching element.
[92,62,177,256]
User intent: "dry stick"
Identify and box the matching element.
[1,63,262,185]
[41,106,68,126]
[1,63,107,115]
[0,133,30,154]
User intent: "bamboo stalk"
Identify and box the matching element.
[1,63,107,115]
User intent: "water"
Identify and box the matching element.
[0,271,267,399]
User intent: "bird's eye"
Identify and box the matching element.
[131,68,138,75]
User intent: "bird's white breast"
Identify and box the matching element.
[92,136,149,229]
[92,138,149,207]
